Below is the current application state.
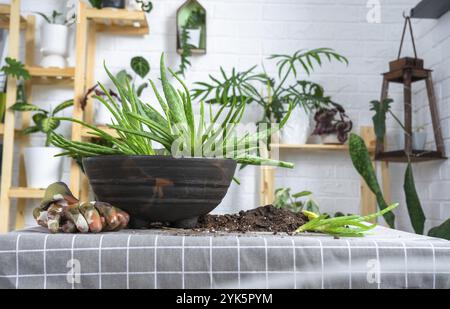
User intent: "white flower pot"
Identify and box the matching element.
[396,132,427,150]
[40,24,69,68]
[186,28,201,48]
[24,147,63,189]
[321,134,341,144]
[280,106,310,145]
[94,102,114,125]
[413,132,427,150]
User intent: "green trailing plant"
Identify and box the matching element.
[50,54,294,171]
[9,99,74,146]
[35,10,76,26]
[349,133,395,228]
[177,8,206,76]
[192,48,348,124]
[297,203,399,237]
[273,188,319,214]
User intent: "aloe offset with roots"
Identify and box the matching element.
[50,54,293,170]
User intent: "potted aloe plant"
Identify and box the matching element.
[36,10,75,68]
[50,54,294,228]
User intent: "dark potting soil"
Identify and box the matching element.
[194,205,308,234]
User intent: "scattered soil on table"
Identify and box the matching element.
[195,205,308,234]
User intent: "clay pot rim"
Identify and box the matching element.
[82,155,236,163]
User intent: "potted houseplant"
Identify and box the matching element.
[126,0,153,12]
[192,49,347,144]
[312,103,353,144]
[178,7,206,76]
[9,99,73,188]
[36,10,75,68]
[50,54,294,228]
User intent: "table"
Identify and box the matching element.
[0,226,449,289]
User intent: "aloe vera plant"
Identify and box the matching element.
[50,54,294,170]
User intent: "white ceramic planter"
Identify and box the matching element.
[280,106,310,145]
[396,132,427,150]
[24,147,63,189]
[40,24,69,68]
[413,132,427,150]
[186,28,201,48]
[321,134,341,144]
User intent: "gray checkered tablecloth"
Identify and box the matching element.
[0,226,449,289]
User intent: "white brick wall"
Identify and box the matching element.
[14,0,449,233]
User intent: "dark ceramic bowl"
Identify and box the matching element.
[83,156,236,228]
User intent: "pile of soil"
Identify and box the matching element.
[195,205,308,234]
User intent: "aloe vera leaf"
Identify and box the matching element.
[160,54,186,125]
[349,133,395,228]
[404,163,426,235]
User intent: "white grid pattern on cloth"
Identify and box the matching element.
[71,235,77,290]
[2,227,450,289]
[373,240,381,289]
[346,240,352,289]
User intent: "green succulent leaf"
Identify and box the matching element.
[349,133,395,228]
[404,163,426,235]
[429,219,450,240]
[21,126,40,135]
[41,118,60,133]
[52,99,74,116]
[9,102,42,112]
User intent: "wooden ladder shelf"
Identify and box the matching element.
[0,1,149,233]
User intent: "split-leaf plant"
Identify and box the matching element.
[192,48,348,125]
[273,188,319,214]
[50,54,294,171]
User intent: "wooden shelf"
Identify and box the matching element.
[375,150,447,163]
[9,187,45,199]
[26,66,75,86]
[0,4,26,29]
[81,125,119,138]
[0,123,3,135]
[86,7,149,35]
[271,143,349,151]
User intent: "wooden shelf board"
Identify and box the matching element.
[27,66,75,79]
[271,143,349,150]
[86,8,149,35]
[0,4,27,29]
[81,125,119,138]
[375,150,447,163]
[9,187,45,199]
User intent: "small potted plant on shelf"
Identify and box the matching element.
[178,7,206,76]
[50,54,294,228]
[36,10,76,68]
[312,103,353,144]
[192,48,347,145]
[9,98,73,189]
[90,0,153,11]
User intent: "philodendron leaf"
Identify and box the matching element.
[349,133,395,228]
[429,219,450,240]
[32,113,46,128]
[21,126,40,135]
[10,102,43,112]
[131,56,150,79]
[404,163,426,235]
[41,118,60,133]
[1,57,31,80]
[370,98,393,144]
